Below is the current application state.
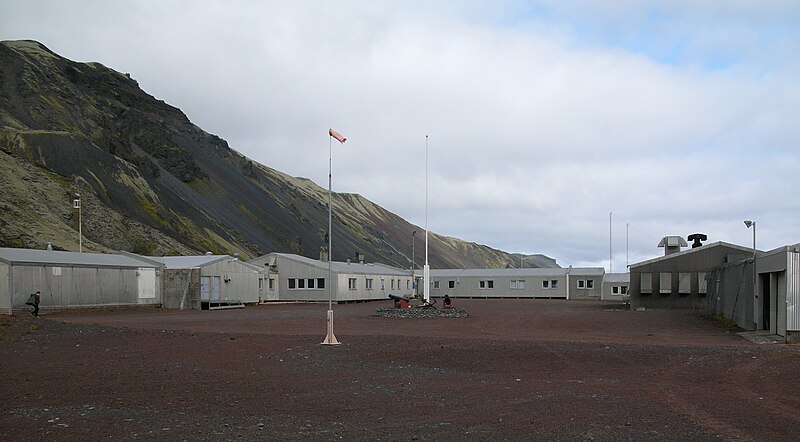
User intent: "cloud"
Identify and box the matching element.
[1,0,798,268]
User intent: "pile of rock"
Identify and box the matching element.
[375,308,469,319]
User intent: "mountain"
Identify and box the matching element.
[0,40,559,269]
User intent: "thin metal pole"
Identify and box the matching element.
[609,211,613,273]
[752,222,757,306]
[322,132,339,345]
[626,222,629,271]
[423,135,430,303]
[328,135,332,312]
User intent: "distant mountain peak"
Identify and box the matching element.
[0,39,557,268]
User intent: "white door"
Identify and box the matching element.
[212,276,221,300]
[200,276,210,301]
[137,268,156,299]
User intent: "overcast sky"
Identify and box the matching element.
[2,1,799,269]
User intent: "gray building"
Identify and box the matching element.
[249,253,413,302]
[601,273,630,301]
[629,240,755,314]
[148,254,262,310]
[0,247,163,315]
[417,267,604,299]
[629,237,800,342]
[753,244,800,342]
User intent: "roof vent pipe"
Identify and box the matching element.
[687,233,707,249]
[658,236,688,255]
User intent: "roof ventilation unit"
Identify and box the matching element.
[658,236,687,255]
[687,233,707,249]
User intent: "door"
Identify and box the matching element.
[137,268,156,299]
[211,276,221,301]
[200,276,210,301]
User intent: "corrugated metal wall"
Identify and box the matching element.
[705,261,755,330]
[10,264,160,309]
[1,263,11,314]
[200,260,260,304]
[786,250,800,332]
[429,275,571,298]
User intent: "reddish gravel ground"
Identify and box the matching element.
[2,299,800,441]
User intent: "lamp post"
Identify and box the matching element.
[73,193,82,253]
[520,255,527,268]
[411,230,417,295]
[411,230,416,271]
[744,220,757,303]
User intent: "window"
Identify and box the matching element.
[641,273,652,294]
[479,280,494,289]
[381,278,385,290]
[586,280,594,289]
[288,278,296,289]
[307,278,315,289]
[407,280,410,290]
[612,286,619,294]
[268,278,275,291]
[433,281,440,289]
[348,278,357,290]
[298,278,305,289]
[391,279,395,290]
[551,280,558,289]
[317,278,325,289]
[621,285,628,294]
[258,278,263,289]
[366,278,373,290]
[679,273,691,294]
[659,273,671,294]
[577,280,585,289]
[542,280,549,289]
[511,280,525,290]
[448,280,456,289]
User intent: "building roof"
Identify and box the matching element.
[629,241,757,269]
[760,243,800,258]
[264,253,411,276]
[602,273,631,283]
[417,267,605,278]
[0,247,162,268]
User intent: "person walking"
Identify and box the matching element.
[31,290,40,317]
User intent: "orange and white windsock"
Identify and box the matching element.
[329,128,347,143]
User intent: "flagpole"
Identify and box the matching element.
[423,135,430,303]
[323,130,340,345]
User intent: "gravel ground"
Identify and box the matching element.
[2,299,799,441]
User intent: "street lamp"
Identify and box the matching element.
[411,230,417,296]
[744,220,757,304]
[411,230,417,270]
[73,193,82,253]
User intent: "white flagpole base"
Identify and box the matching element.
[321,309,340,345]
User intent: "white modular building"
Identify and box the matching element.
[416,267,605,300]
[0,247,163,315]
[601,273,630,301]
[149,254,263,310]
[249,253,414,302]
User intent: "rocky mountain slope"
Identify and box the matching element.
[0,40,558,269]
